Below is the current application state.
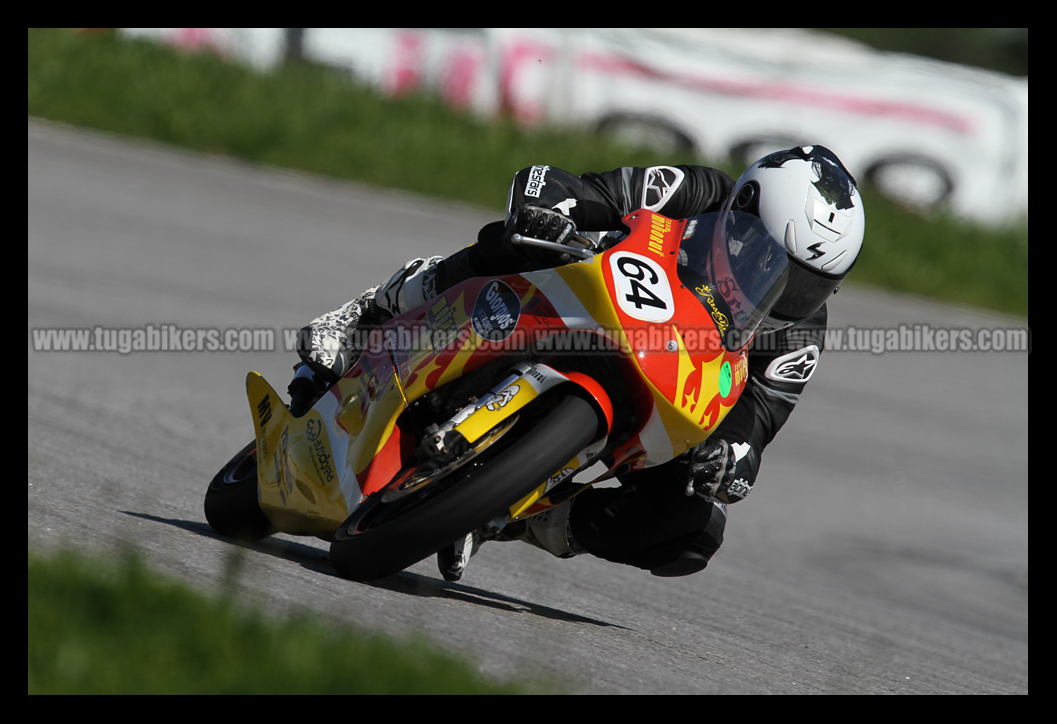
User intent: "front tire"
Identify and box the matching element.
[330,395,599,581]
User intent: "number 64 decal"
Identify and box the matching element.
[609,251,674,323]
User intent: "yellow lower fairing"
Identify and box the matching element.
[246,372,351,537]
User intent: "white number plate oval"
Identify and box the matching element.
[609,251,674,323]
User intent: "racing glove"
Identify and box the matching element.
[510,204,577,243]
[505,204,577,264]
[684,439,754,504]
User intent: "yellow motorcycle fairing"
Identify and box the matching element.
[244,209,751,539]
[497,212,752,522]
[540,212,749,463]
[246,371,352,538]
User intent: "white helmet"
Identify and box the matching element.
[724,145,865,331]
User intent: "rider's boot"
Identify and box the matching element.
[288,255,448,416]
[508,499,584,559]
[288,284,382,416]
[287,362,328,417]
[435,499,584,581]
[437,530,482,582]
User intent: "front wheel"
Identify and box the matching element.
[330,394,599,581]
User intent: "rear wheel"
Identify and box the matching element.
[329,394,599,581]
[204,441,276,542]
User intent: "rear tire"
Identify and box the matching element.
[204,441,276,542]
[329,395,598,581]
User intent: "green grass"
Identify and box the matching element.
[28,549,543,694]
[27,28,678,211]
[853,193,1028,315]
[27,28,1027,317]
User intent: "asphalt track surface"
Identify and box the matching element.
[28,119,1028,694]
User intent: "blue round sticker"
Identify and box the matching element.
[471,280,520,341]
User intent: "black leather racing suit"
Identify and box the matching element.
[431,164,828,575]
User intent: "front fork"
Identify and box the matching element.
[431,361,613,529]
[431,361,612,453]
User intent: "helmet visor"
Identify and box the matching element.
[677,211,788,351]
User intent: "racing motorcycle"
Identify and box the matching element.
[204,209,789,581]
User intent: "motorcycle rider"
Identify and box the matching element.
[290,145,865,581]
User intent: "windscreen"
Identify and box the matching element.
[676,212,789,351]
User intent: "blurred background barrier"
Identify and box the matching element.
[120,28,1028,227]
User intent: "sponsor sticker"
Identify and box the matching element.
[693,282,730,338]
[471,280,521,341]
[718,360,732,397]
[305,417,336,487]
[427,296,460,349]
[485,384,519,411]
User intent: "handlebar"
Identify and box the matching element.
[509,233,597,260]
